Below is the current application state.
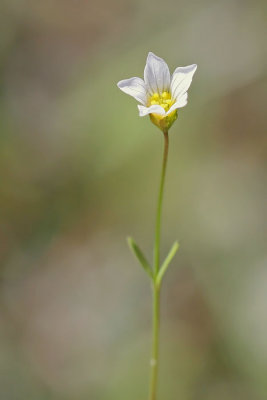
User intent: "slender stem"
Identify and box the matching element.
[149,282,160,400]
[149,129,169,400]
[154,130,169,274]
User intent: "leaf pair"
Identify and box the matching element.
[127,237,179,283]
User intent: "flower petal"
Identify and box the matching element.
[117,77,147,105]
[138,104,166,117]
[171,64,197,100]
[166,93,188,115]
[144,52,171,95]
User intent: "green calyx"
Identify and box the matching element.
[149,110,178,132]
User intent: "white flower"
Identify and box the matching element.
[117,52,197,131]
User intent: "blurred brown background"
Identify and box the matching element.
[0,0,266,399]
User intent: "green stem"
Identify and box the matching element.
[149,282,160,400]
[154,130,169,274]
[149,130,169,400]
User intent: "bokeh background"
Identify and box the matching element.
[0,0,266,399]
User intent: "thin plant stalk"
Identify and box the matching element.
[154,130,169,274]
[149,130,169,400]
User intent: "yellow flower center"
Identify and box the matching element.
[149,91,174,112]
[148,91,177,131]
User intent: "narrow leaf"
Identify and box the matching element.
[156,241,180,284]
[127,237,153,278]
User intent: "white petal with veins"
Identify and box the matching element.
[144,52,171,95]
[117,77,147,105]
[166,93,188,115]
[138,104,166,117]
[171,64,197,100]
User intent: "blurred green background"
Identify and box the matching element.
[0,0,266,399]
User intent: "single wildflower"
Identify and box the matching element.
[117,52,197,131]
[118,51,198,400]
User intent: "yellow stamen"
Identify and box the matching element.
[162,91,169,99]
[149,91,173,112]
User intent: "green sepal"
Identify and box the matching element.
[149,109,178,131]
[127,237,153,279]
[156,241,179,285]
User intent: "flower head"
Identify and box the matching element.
[117,52,197,131]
